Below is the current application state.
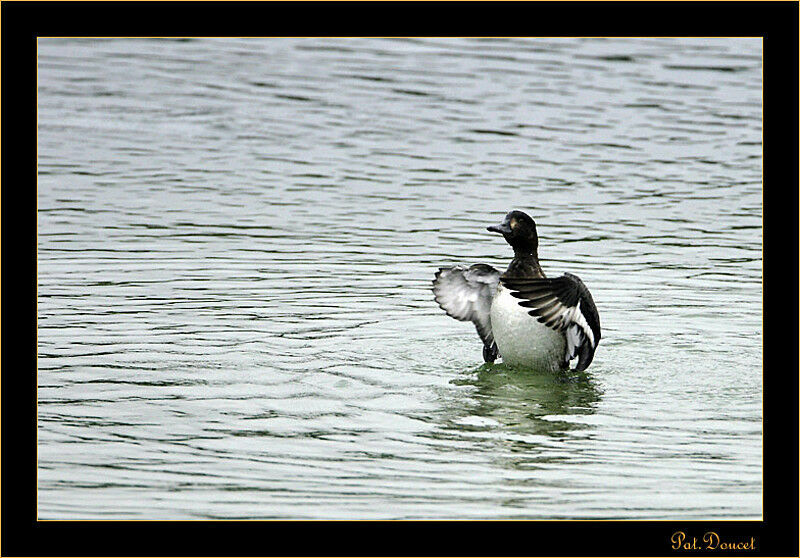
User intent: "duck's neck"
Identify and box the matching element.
[504,250,545,278]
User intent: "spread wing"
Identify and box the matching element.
[432,264,500,360]
[501,272,601,371]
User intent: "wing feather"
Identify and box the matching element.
[433,264,501,361]
[501,272,601,371]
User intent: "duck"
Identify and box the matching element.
[432,210,601,371]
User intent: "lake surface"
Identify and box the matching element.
[37,38,762,520]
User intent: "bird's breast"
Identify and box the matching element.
[490,284,566,371]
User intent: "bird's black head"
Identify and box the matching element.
[487,210,538,254]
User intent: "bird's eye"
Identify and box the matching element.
[510,218,517,229]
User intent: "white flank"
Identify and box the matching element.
[566,324,582,362]
[574,301,595,347]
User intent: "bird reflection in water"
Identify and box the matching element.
[440,365,602,451]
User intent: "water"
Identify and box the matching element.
[37,38,762,520]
